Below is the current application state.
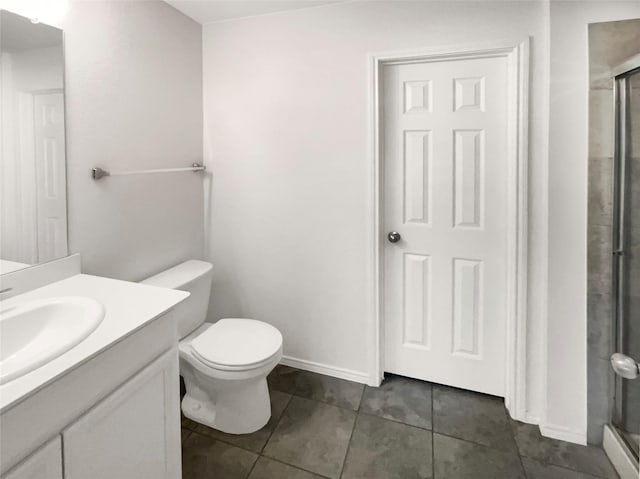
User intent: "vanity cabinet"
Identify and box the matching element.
[1,310,184,479]
[2,350,180,479]
[63,350,181,479]
[3,438,62,479]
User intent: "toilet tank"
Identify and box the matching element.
[141,260,213,339]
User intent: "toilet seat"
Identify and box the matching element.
[188,318,283,372]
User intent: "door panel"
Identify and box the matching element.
[33,93,67,263]
[383,56,508,396]
[453,129,484,228]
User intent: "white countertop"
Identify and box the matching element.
[0,274,188,412]
[0,260,31,275]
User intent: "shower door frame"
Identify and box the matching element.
[611,57,640,463]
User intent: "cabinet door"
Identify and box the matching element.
[63,349,181,479]
[3,437,62,479]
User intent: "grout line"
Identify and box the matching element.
[518,457,609,479]
[356,384,366,412]
[518,454,613,479]
[283,369,367,413]
[186,428,260,456]
[245,454,260,479]
[258,392,293,455]
[183,392,331,478]
[505,406,528,477]
[288,390,363,412]
[431,384,435,478]
[258,455,333,479]
[183,426,327,478]
[432,430,522,457]
[337,408,359,479]
[508,420,610,478]
[356,409,433,432]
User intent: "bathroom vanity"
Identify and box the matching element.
[0,9,193,477]
[0,268,188,479]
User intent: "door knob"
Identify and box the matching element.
[611,353,640,380]
[387,231,401,243]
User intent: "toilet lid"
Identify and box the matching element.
[191,318,282,368]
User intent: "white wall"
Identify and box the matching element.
[203,0,549,417]
[11,46,63,91]
[58,1,204,281]
[545,0,640,443]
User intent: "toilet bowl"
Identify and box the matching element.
[179,320,282,433]
[141,260,283,434]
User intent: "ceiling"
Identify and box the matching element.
[163,0,342,24]
[1,9,62,53]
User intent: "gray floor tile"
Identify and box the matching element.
[248,456,326,479]
[433,433,525,479]
[181,370,618,479]
[263,396,356,479]
[192,390,292,453]
[294,371,364,411]
[522,457,604,479]
[433,385,517,452]
[342,413,433,479]
[268,365,302,394]
[511,420,618,479]
[360,375,432,429]
[182,433,258,479]
[182,413,199,431]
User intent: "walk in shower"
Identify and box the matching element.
[610,57,640,469]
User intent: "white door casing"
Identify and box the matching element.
[33,92,68,263]
[370,41,529,417]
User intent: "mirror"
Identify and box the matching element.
[0,10,67,275]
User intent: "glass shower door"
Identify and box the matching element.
[612,64,640,461]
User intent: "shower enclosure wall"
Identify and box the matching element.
[587,20,640,478]
[611,59,640,462]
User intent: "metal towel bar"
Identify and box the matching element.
[92,163,206,180]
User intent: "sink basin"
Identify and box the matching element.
[0,297,105,385]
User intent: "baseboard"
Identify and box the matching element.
[603,425,639,479]
[280,356,371,385]
[539,423,587,445]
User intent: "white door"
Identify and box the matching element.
[33,92,67,263]
[63,350,181,479]
[383,56,508,396]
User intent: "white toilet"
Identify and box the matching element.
[142,260,283,434]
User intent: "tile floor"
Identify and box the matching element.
[181,366,619,479]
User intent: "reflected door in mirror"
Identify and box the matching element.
[0,9,68,274]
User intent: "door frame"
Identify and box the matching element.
[368,39,530,420]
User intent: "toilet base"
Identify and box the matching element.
[180,361,273,434]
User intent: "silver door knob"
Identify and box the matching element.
[611,353,639,379]
[387,231,401,243]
